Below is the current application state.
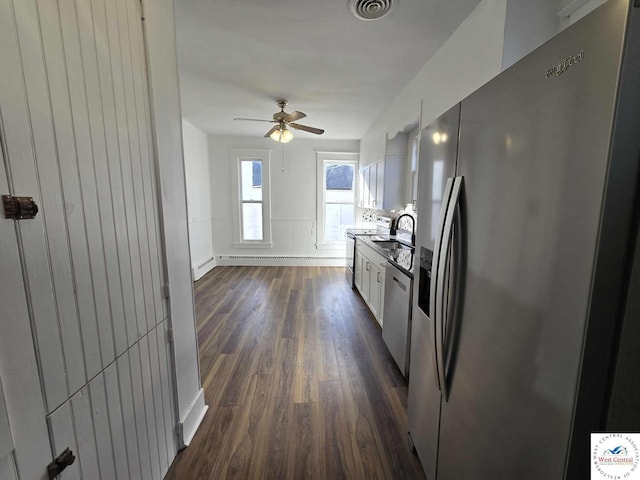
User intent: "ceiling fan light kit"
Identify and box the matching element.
[234,99,325,144]
[270,127,294,143]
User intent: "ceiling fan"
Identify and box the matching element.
[234,99,325,143]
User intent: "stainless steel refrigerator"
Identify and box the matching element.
[408,1,640,479]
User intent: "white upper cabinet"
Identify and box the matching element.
[359,136,407,210]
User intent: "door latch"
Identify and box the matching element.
[47,447,75,479]
[2,195,39,219]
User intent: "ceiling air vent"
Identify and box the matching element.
[349,0,397,21]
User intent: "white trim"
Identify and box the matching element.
[386,108,420,141]
[178,388,208,448]
[232,242,273,249]
[314,150,359,156]
[217,256,345,267]
[557,0,592,16]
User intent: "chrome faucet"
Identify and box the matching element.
[392,213,416,245]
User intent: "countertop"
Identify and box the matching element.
[351,231,415,278]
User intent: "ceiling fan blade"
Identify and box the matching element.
[233,117,276,123]
[264,125,280,138]
[289,123,324,135]
[283,111,306,122]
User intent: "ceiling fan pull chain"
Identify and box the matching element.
[282,143,286,172]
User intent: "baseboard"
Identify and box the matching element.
[192,257,216,281]
[178,388,208,448]
[216,255,346,267]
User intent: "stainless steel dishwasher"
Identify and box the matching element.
[382,262,412,378]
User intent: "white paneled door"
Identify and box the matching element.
[0,0,177,478]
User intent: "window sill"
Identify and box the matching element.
[316,242,346,251]
[232,242,273,249]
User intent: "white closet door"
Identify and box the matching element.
[0,0,177,477]
[0,377,16,477]
[0,85,52,480]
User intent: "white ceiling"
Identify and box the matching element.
[175,0,482,140]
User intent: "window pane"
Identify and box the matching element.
[326,189,353,203]
[241,160,262,201]
[326,164,354,190]
[252,161,262,187]
[325,203,354,242]
[242,202,263,240]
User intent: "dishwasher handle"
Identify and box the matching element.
[392,275,407,292]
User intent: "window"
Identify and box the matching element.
[230,149,272,247]
[241,159,263,240]
[317,152,358,247]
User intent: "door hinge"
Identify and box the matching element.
[47,448,75,479]
[2,194,39,219]
[167,328,174,344]
[162,284,170,299]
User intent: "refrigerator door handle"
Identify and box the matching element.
[436,176,463,401]
[430,177,455,391]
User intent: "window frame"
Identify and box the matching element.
[230,148,272,248]
[316,151,359,249]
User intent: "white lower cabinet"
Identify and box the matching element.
[368,263,385,322]
[355,240,386,326]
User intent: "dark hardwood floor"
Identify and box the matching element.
[165,266,426,480]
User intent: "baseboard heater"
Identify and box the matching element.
[192,257,216,280]
[217,255,345,266]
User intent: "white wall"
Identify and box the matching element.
[182,120,214,279]
[360,0,508,167]
[143,0,207,447]
[502,0,610,69]
[565,0,608,23]
[502,0,566,69]
[209,135,359,260]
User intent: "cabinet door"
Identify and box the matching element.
[378,263,386,323]
[360,164,377,208]
[368,264,385,326]
[361,256,371,299]
[375,160,385,209]
[360,166,372,208]
[384,154,408,210]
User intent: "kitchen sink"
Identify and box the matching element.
[372,240,413,250]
